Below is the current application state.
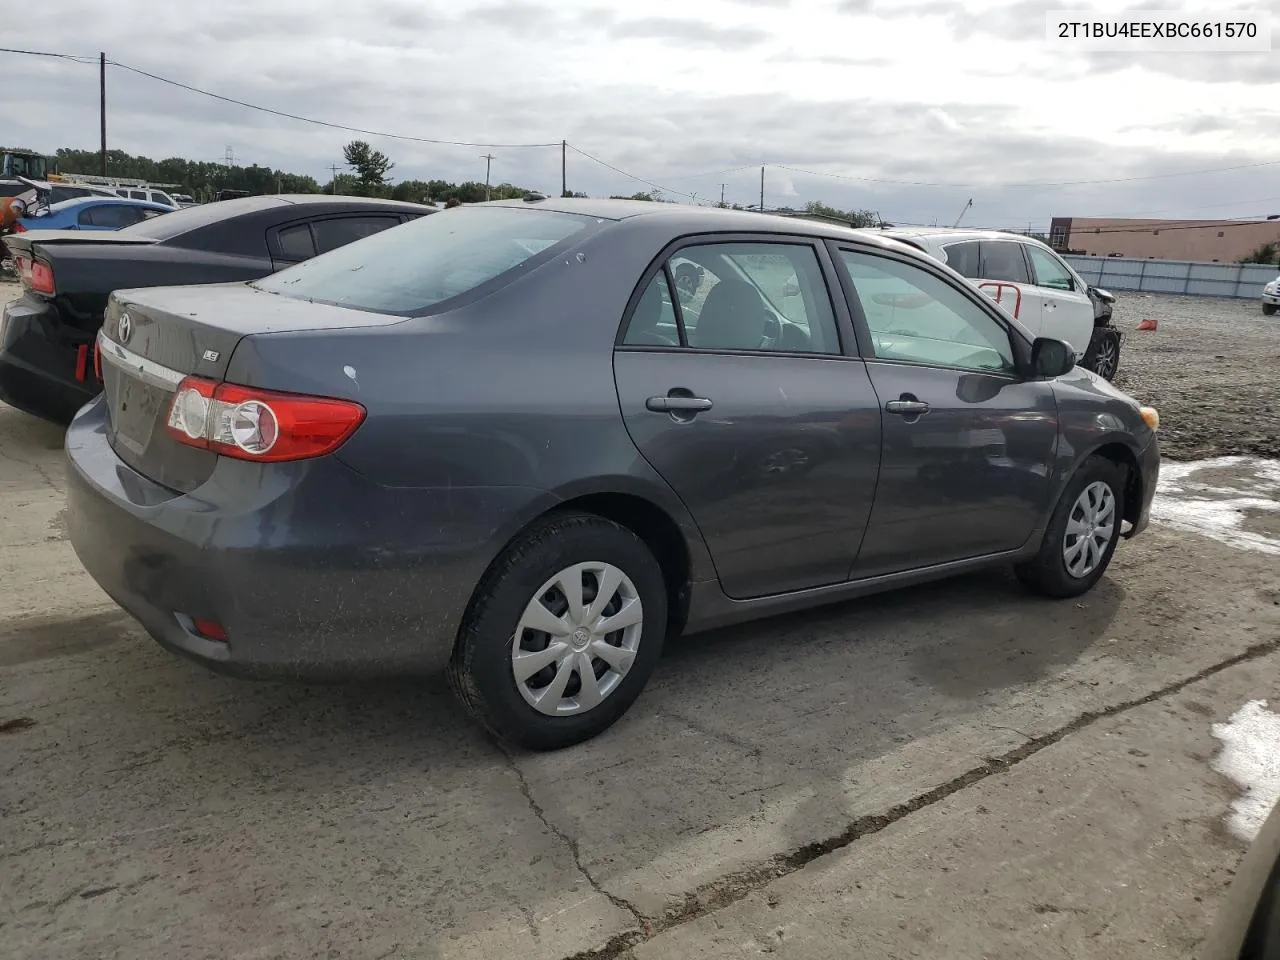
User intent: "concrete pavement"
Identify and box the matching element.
[2,387,1279,959]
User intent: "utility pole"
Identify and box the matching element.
[561,140,567,198]
[952,197,973,228]
[720,183,725,207]
[481,153,495,201]
[759,165,765,213]
[99,52,107,176]
[329,164,340,195]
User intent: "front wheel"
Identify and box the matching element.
[1081,327,1121,381]
[1016,455,1126,599]
[1263,303,1277,316]
[448,512,668,750]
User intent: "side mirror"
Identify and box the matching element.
[1031,337,1076,378]
[782,279,800,297]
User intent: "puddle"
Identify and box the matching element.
[1150,456,1280,555]
[1211,700,1280,843]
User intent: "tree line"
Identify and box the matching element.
[49,141,881,224]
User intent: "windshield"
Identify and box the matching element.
[252,206,596,315]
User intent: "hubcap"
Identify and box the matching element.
[511,562,643,716]
[1096,339,1118,378]
[1062,481,1117,579]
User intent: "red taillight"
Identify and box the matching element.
[11,221,26,233]
[92,339,102,381]
[165,376,365,462]
[191,618,228,642]
[26,259,54,295]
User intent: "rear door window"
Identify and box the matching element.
[654,241,841,354]
[253,206,594,315]
[942,241,981,278]
[980,241,1031,284]
[312,215,404,254]
[275,223,316,261]
[80,204,142,228]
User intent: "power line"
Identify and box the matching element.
[0,46,97,63]
[106,59,561,149]
[771,157,1280,189]
[1065,218,1280,236]
[565,144,702,201]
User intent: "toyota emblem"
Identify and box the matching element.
[118,313,133,344]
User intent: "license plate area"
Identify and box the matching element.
[110,372,167,455]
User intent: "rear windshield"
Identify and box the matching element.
[116,196,281,240]
[251,206,595,315]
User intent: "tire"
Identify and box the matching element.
[1015,455,1126,599]
[448,511,668,751]
[1081,326,1121,381]
[1263,303,1277,316]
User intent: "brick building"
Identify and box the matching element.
[1049,216,1280,262]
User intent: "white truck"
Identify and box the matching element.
[877,228,1123,381]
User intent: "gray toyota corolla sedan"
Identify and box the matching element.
[64,198,1161,750]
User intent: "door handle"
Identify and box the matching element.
[646,396,713,413]
[885,399,930,416]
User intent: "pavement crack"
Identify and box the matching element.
[555,637,1280,960]
[0,447,62,493]
[501,746,650,945]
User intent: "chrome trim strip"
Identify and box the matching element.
[96,330,186,390]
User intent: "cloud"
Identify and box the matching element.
[603,16,771,49]
[1,0,1275,228]
[927,108,963,132]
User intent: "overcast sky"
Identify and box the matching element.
[3,0,1279,228]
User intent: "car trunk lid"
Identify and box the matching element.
[98,282,404,493]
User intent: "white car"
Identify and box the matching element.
[1261,275,1280,315]
[876,228,1123,381]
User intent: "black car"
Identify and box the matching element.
[0,194,431,423]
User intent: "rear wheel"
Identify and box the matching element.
[1082,326,1121,381]
[1264,303,1277,316]
[448,512,667,750]
[1016,455,1125,599]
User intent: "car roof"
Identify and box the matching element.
[878,226,1050,247]
[484,197,923,255]
[187,194,432,215]
[46,195,173,211]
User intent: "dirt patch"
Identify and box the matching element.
[1241,507,1280,540]
[1111,293,1280,460]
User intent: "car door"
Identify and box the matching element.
[612,236,883,600]
[1023,243,1094,358]
[829,243,1059,578]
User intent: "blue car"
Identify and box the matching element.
[15,195,172,232]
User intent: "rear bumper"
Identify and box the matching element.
[0,295,99,423]
[65,398,542,679]
[1125,433,1160,539]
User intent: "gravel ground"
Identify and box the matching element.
[1110,292,1279,460]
